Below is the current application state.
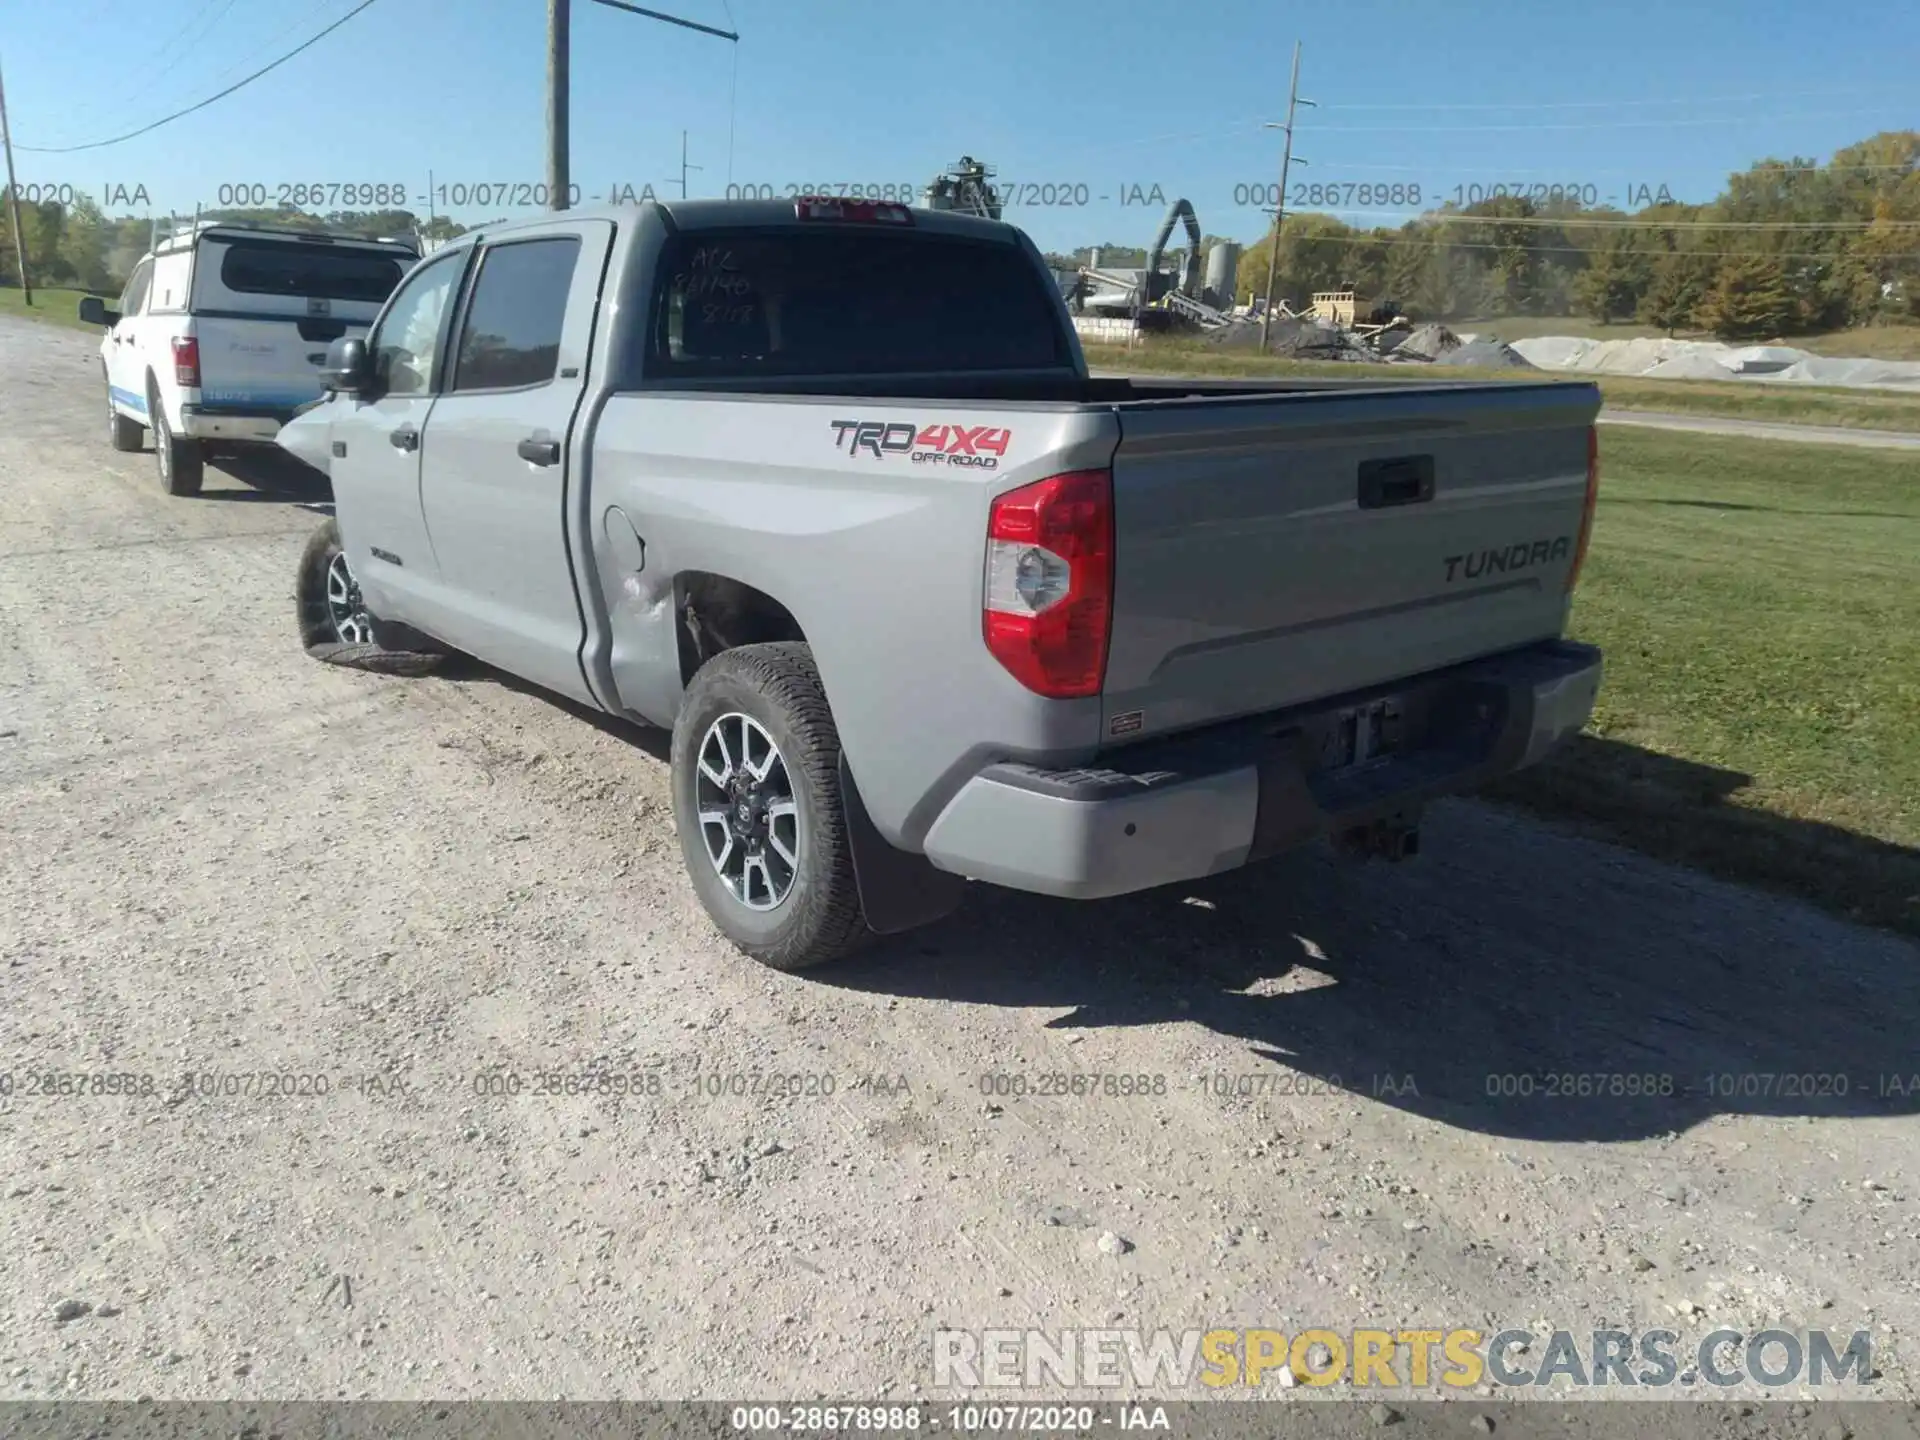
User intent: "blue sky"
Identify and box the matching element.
[2,0,1915,253]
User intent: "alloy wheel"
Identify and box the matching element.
[694,711,801,911]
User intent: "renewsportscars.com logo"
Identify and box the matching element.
[932,1327,1877,1391]
[830,419,1012,468]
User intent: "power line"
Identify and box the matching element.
[1048,118,1916,161]
[17,0,383,153]
[1307,109,1895,134]
[128,0,232,86]
[588,0,737,41]
[1343,211,1920,231]
[192,0,351,98]
[83,0,248,138]
[1257,229,1900,262]
[1314,87,1908,112]
[41,0,232,139]
[1298,160,1919,177]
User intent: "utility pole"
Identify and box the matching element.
[547,0,571,211]
[0,57,31,305]
[671,130,702,200]
[1259,42,1313,351]
[547,0,738,215]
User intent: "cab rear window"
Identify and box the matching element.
[217,241,407,304]
[645,230,1070,378]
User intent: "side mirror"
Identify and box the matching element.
[78,296,120,327]
[323,336,374,395]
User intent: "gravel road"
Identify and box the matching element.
[1596,411,1920,450]
[4,316,1918,1414]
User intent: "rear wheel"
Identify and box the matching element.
[104,373,143,452]
[149,383,203,497]
[671,643,868,971]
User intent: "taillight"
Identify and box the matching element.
[983,469,1113,698]
[1567,426,1600,592]
[171,337,201,389]
[793,195,914,225]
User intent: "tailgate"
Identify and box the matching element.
[194,315,371,413]
[1102,382,1601,740]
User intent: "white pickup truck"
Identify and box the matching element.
[281,196,1603,971]
[78,221,417,495]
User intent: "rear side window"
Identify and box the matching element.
[451,237,581,391]
[218,241,406,303]
[644,229,1070,378]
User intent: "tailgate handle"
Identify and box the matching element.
[1358,455,1435,510]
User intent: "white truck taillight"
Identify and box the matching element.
[1567,426,1599,592]
[983,469,1113,698]
[171,337,201,389]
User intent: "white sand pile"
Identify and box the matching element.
[1508,334,1920,391]
[1639,352,1741,381]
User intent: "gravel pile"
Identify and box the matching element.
[1435,336,1537,369]
[1203,316,1377,361]
[1394,323,1463,361]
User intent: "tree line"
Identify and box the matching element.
[1054,130,1920,340]
[6,130,1917,340]
[0,201,469,296]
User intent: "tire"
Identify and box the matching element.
[149,382,203,497]
[295,517,446,676]
[671,642,869,971]
[105,372,143,452]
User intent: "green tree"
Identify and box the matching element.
[1638,251,1715,336]
[57,197,113,292]
[1696,254,1797,340]
[1572,233,1650,323]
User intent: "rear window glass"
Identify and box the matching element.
[645,229,1070,377]
[217,240,408,303]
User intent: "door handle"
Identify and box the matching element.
[389,426,419,452]
[1357,455,1435,510]
[517,437,560,466]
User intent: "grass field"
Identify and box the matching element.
[1081,341,1920,434]
[1485,426,1919,936]
[0,286,98,331]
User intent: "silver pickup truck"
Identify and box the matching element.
[279,196,1603,971]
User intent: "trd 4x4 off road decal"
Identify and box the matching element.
[830,420,1012,469]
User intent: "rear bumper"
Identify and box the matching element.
[178,405,297,443]
[920,639,1602,900]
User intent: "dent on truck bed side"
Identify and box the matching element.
[568,203,678,722]
[580,388,1120,848]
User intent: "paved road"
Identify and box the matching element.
[1599,409,1920,450]
[4,316,1918,1409]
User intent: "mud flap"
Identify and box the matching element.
[838,756,967,936]
[303,641,447,677]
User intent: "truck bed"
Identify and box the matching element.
[642,370,1585,408]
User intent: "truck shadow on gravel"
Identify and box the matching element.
[196,447,333,505]
[435,664,1920,1144]
[821,748,1920,1144]
[1483,736,1920,940]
